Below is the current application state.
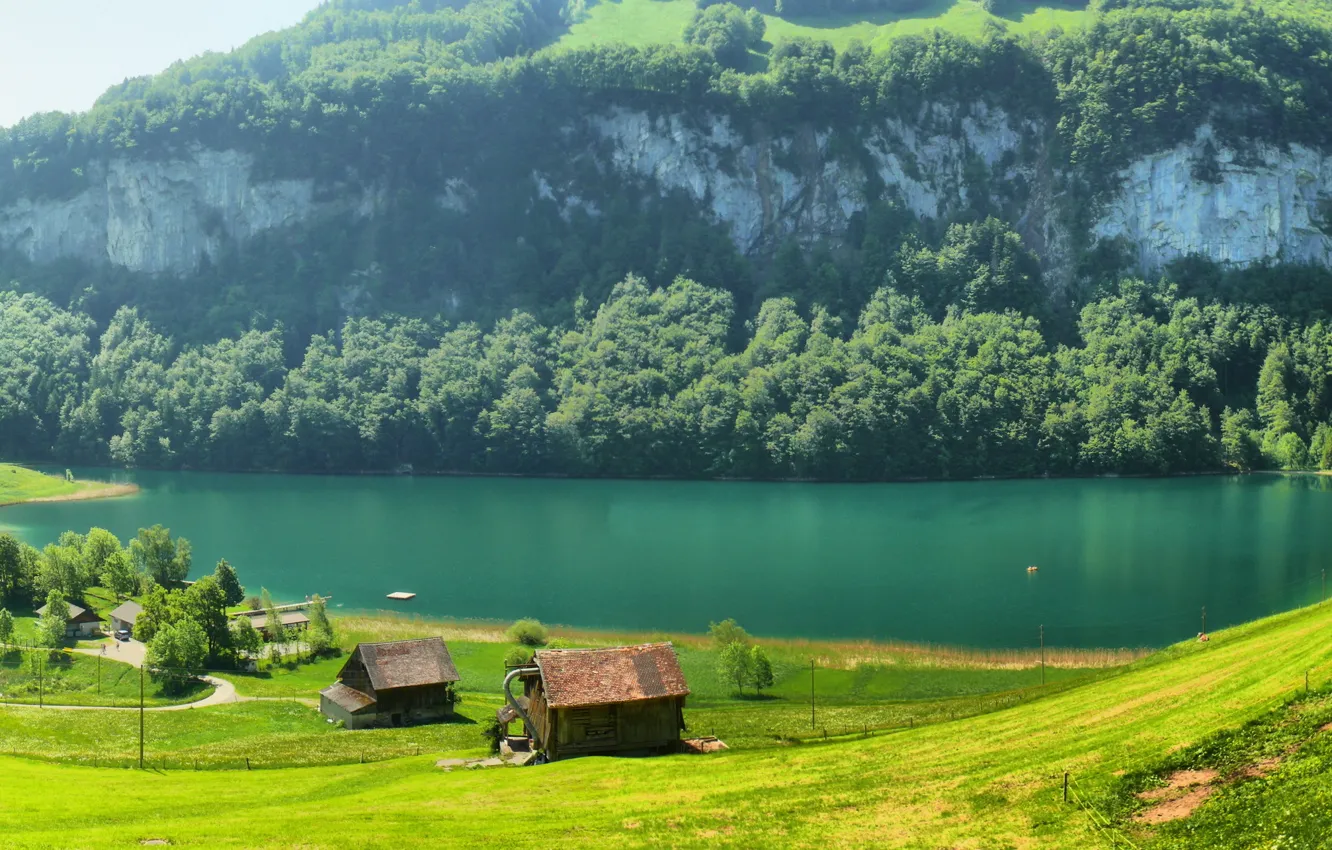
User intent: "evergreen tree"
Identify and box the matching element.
[213,559,245,607]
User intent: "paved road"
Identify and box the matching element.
[0,676,239,712]
[74,638,146,668]
[2,639,320,712]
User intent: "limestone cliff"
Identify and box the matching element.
[1092,126,1332,271]
[3,111,1331,281]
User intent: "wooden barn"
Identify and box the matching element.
[508,643,690,760]
[319,637,459,730]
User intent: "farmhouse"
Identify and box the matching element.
[35,601,104,638]
[109,600,142,635]
[319,637,460,730]
[507,643,689,761]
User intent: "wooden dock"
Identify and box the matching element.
[386,592,416,601]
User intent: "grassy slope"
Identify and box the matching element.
[0,652,210,707]
[0,463,134,507]
[555,0,1092,55]
[554,0,1332,59]
[2,601,1329,847]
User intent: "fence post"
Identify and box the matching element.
[1063,772,1069,804]
[245,757,251,771]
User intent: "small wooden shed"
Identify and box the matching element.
[516,643,689,760]
[36,601,104,638]
[319,637,459,730]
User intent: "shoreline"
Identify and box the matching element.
[16,459,1255,486]
[333,609,1153,670]
[0,481,140,509]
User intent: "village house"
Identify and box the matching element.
[35,601,104,639]
[108,600,142,636]
[233,607,310,640]
[507,643,690,761]
[319,637,460,730]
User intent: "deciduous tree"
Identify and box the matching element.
[146,620,208,694]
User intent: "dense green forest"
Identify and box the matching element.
[2,252,1329,478]
[4,0,1332,478]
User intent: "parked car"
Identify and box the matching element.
[116,629,132,641]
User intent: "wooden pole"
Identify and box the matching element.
[810,659,816,731]
[139,666,144,770]
[1040,625,1045,686]
[1063,771,1069,803]
[97,653,101,696]
[37,655,42,708]
[1201,606,1206,637]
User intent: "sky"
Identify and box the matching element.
[0,0,323,128]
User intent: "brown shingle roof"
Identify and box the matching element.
[236,610,310,627]
[356,638,459,691]
[320,682,376,714]
[535,643,690,708]
[36,601,102,624]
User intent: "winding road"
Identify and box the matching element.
[0,641,317,712]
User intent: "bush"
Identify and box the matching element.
[506,619,549,647]
[503,646,534,667]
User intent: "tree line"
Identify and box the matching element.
[2,253,1328,479]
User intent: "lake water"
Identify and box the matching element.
[2,471,1329,648]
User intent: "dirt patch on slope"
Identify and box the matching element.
[1134,770,1219,823]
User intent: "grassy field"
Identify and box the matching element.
[0,651,211,707]
[0,463,136,507]
[554,0,1093,56]
[0,599,1328,846]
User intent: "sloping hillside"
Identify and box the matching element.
[3,601,1329,847]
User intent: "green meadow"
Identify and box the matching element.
[0,600,1328,845]
[554,0,1093,56]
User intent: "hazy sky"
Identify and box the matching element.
[0,0,322,128]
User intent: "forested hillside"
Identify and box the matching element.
[4,0,1332,478]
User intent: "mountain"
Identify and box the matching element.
[1,0,1331,478]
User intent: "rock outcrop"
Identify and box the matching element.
[2,113,1331,280]
[1092,126,1332,271]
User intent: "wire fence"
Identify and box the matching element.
[1066,773,1141,850]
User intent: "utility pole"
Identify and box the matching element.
[1040,625,1046,686]
[38,654,43,708]
[810,659,816,731]
[139,666,145,770]
[97,653,101,696]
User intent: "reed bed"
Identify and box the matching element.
[333,611,1147,670]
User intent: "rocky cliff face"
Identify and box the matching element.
[1092,125,1332,271]
[574,103,1034,255]
[0,148,375,275]
[2,113,1330,280]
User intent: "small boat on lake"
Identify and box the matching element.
[387,591,417,601]
[1027,565,1039,573]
